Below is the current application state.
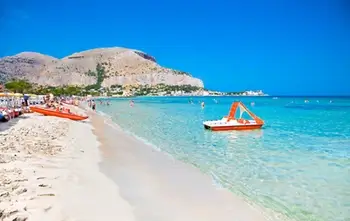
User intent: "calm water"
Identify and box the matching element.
[97,96,350,221]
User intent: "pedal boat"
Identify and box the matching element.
[203,101,264,131]
[30,106,88,121]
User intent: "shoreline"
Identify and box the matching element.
[1,105,287,221]
[89,110,286,221]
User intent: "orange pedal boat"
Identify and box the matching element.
[203,101,264,131]
[30,106,88,121]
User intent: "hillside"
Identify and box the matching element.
[0,47,204,88]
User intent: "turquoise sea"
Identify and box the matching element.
[97,96,350,221]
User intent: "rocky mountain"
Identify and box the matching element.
[0,47,204,88]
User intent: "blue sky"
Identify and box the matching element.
[1,0,349,95]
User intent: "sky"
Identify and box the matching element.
[1,0,349,95]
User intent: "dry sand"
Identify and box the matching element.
[0,112,135,221]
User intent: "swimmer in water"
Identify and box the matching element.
[201,101,205,108]
[130,100,134,107]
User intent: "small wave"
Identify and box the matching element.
[96,109,164,153]
[210,171,225,190]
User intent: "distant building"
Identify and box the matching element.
[243,90,265,96]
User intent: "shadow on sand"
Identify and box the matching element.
[0,115,30,133]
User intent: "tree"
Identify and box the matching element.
[5,80,32,93]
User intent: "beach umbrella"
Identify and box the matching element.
[14,93,23,97]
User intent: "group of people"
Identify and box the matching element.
[99,100,110,106]
[87,99,113,111]
[87,99,96,111]
[43,94,60,109]
[188,99,205,108]
[43,94,73,113]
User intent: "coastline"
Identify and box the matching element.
[97,94,268,99]
[1,105,285,221]
[89,110,285,221]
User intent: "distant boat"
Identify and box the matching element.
[203,101,264,131]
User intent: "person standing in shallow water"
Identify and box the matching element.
[201,101,205,109]
[92,100,96,111]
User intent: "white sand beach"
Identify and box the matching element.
[0,112,135,221]
[0,106,282,221]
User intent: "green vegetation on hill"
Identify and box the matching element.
[4,70,202,96]
[132,84,201,96]
[5,80,32,93]
[3,79,99,96]
[3,80,203,97]
[84,63,107,90]
[3,64,109,95]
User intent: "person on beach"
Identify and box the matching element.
[44,94,49,105]
[23,93,29,107]
[130,100,134,107]
[92,100,96,111]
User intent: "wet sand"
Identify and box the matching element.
[91,113,278,221]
